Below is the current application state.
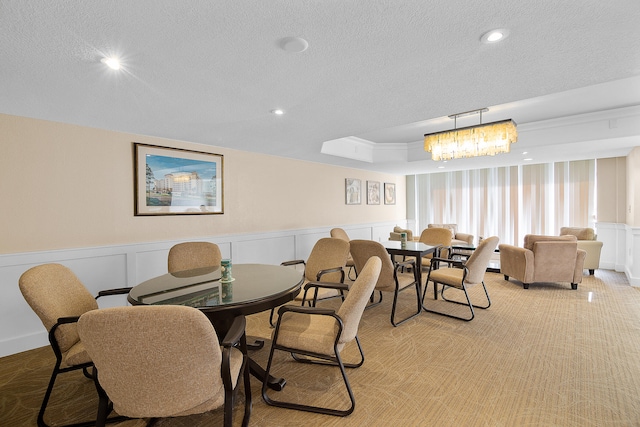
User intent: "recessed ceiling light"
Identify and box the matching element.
[524,158,533,161]
[271,109,284,115]
[101,57,121,70]
[278,37,309,53]
[522,151,528,155]
[480,29,510,44]
[438,166,445,169]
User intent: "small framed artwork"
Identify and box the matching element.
[134,143,223,215]
[384,182,396,205]
[367,181,380,205]
[345,178,361,205]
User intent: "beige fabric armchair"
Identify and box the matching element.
[499,235,587,290]
[560,227,603,275]
[428,223,474,246]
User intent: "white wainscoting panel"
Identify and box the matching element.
[0,221,398,357]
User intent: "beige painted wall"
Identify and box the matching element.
[0,114,405,254]
[627,146,640,227]
[597,157,627,223]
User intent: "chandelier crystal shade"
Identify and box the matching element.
[424,118,517,161]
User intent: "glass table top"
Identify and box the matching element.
[128,263,304,310]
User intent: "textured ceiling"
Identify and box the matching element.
[1,0,640,174]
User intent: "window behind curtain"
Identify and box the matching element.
[413,159,596,246]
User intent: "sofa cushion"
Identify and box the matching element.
[560,227,595,241]
[523,234,576,251]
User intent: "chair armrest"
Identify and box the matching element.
[96,287,132,298]
[574,249,587,281]
[278,304,336,317]
[55,316,81,325]
[316,266,345,282]
[499,244,534,282]
[49,316,82,355]
[301,280,348,307]
[576,240,603,250]
[220,315,246,348]
[281,259,305,267]
[455,233,474,245]
[576,240,602,270]
[304,281,349,292]
[431,257,464,268]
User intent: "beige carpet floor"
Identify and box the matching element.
[2,269,640,426]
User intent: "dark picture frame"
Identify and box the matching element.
[134,143,223,215]
[384,182,396,205]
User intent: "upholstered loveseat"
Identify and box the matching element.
[499,234,587,290]
[559,227,603,275]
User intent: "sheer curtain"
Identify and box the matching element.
[411,160,596,246]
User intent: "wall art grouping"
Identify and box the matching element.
[345,178,395,205]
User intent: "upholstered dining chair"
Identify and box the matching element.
[417,227,453,270]
[77,305,251,427]
[281,237,350,306]
[262,256,382,416]
[349,239,421,326]
[167,241,222,273]
[18,263,131,427]
[330,228,357,280]
[422,236,499,321]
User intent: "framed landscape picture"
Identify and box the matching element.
[384,182,396,205]
[134,143,223,215]
[345,178,361,205]
[367,181,380,205]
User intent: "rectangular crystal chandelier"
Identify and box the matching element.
[424,109,517,161]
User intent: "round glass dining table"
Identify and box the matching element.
[128,263,304,390]
[129,263,303,315]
